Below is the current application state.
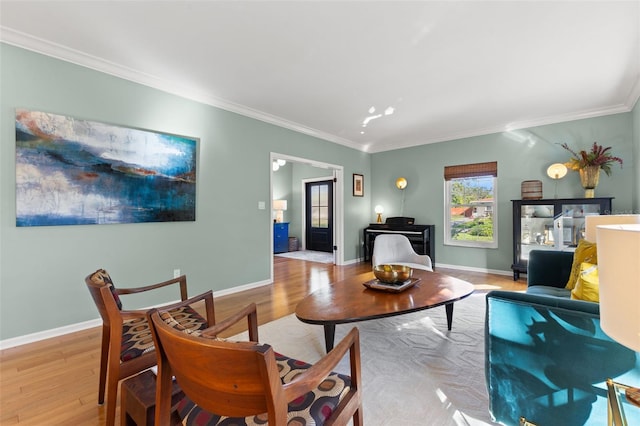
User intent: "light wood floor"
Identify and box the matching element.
[0,258,525,425]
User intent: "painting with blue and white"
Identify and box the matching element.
[15,109,197,226]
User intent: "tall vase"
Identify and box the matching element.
[579,165,600,198]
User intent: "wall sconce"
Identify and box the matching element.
[396,177,407,190]
[546,163,567,198]
[396,177,408,216]
[374,205,384,223]
[273,199,287,223]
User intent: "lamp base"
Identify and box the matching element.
[376,213,382,223]
[607,379,640,425]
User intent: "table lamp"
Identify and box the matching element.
[546,163,567,198]
[273,199,287,223]
[596,224,640,424]
[585,215,640,243]
[374,205,384,223]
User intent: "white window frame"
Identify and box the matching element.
[444,175,498,249]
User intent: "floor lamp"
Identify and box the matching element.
[597,224,640,425]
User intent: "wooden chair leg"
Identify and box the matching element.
[105,341,121,425]
[105,374,119,424]
[98,324,110,404]
[353,408,363,426]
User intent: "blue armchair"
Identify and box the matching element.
[485,250,640,425]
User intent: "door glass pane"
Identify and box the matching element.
[318,206,328,228]
[309,184,330,229]
[319,185,328,205]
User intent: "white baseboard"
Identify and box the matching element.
[211,279,271,297]
[0,318,103,350]
[0,279,273,350]
[436,262,513,277]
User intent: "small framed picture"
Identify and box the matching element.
[353,174,364,197]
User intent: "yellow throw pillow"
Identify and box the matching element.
[566,239,598,290]
[571,262,599,302]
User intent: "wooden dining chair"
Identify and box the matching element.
[84,269,208,426]
[148,295,363,426]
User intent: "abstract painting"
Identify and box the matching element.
[15,109,197,226]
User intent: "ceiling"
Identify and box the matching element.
[1,1,639,153]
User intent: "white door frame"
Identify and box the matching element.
[269,153,344,281]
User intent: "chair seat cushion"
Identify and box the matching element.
[526,285,572,298]
[121,305,207,362]
[175,352,352,425]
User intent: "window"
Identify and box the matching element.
[444,162,498,248]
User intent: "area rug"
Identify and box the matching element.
[275,250,334,263]
[232,292,499,426]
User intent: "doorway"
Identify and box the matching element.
[305,180,333,252]
[270,153,344,280]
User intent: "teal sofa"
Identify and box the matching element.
[485,250,640,425]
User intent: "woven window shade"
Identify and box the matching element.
[444,161,497,180]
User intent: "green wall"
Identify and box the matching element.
[0,44,371,340]
[371,112,637,272]
[1,42,637,342]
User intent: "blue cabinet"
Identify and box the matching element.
[274,222,289,253]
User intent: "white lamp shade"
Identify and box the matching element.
[374,205,384,214]
[273,200,287,211]
[597,224,640,352]
[546,163,567,179]
[584,214,640,242]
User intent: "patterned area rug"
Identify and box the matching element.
[233,292,498,426]
[275,250,334,263]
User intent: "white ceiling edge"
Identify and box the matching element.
[2,26,639,155]
[370,103,635,154]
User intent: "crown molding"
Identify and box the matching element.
[369,103,634,153]
[2,26,637,155]
[626,76,640,110]
[0,27,364,152]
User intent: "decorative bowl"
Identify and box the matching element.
[373,264,413,284]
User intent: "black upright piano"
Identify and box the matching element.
[363,217,435,266]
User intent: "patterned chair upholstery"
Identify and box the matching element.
[148,296,363,426]
[85,269,207,426]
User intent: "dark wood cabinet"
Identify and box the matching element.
[511,197,613,280]
[274,222,289,254]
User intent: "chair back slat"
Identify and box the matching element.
[151,311,277,417]
[85,271,122,326]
